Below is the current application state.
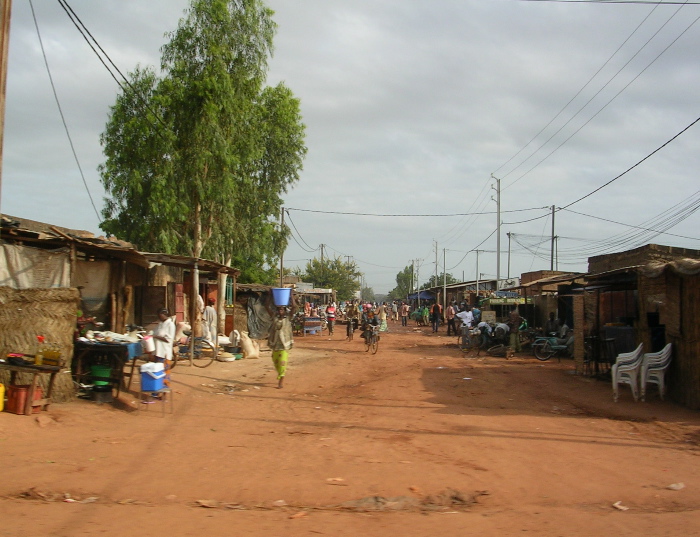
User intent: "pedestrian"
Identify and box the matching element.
[268,306,293,389]
[203,298,217,345]
[446,302,457,336]
[455,307,474,331]
[400,302,410,326]
[379,302,389,332]
[391,301,399,322]
[430,302,441,332]
[544,312,560,335]
[507,306,523,353]
[151,307,175,388]
[471,305,481,324]
[325,302,336,336]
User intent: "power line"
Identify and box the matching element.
[495,2,663,178]
[284,209,317,253]
[29,0,101,223]
[504,6,698,190]
[560,114,700,209]
[520,1,700,4]
[285,206,544,217]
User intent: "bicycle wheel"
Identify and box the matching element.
[533,340,555,361]
[170,343,187,370]
[459,334,473,353]
[192,339,217,368]
[371,335,379,354]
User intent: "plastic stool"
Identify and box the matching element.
[139,387,173,416]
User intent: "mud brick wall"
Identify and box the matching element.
[589,244,700,274]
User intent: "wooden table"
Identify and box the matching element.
[0,363,61,416]
[73,340,143,396]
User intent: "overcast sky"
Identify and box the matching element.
[3,0,699,293]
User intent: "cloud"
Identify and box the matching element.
[3,0,699,292]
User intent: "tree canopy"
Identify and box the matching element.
[387,265,414,300]
[420,273,459,290]
[301,257,361,302]
[99,0,306,282]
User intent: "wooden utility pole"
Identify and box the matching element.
[0,0,12,213]
[279,207,285,287]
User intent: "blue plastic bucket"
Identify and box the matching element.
[271,287,292,306]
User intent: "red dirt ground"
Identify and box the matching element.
[2,320,700,537]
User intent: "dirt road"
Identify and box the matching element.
[2,321,700,536]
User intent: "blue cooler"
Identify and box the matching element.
[140,363,166,391]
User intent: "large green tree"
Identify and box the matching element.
[99,0,306,281]
[302,257,361,301]
[421,273,459,290]
[387,265,414,300]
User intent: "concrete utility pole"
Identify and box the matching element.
[434,240,438,289]
[0,0,12,213]
[550,205,555,271]
[410,260,414,301]
[507,232,511,279]
[491,174,501,290]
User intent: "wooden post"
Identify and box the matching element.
[0,0,12,213]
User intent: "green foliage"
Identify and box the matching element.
[302,257,361,302]
[99,0,306,275]
[420,273,458,290]
[387,265,414,300]
[361,286,375,302]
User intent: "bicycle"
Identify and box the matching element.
[532,335,570,362]
[363,325,380,354]
[459,326,482,353]
[171,334,219,369]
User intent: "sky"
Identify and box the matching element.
[2,0,700,293]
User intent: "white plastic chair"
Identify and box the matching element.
[611,343,644,402]
[640,343,672,402]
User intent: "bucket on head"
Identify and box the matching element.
[271,287,291,306]
[141,335,155,353]
[91,365,112,386]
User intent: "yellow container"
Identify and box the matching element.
[0,383,4,412]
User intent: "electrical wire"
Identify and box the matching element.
[504,4,697,190]
[29,0,101,223]
[284,209,317,253]
[285,206,543,217]
[495,2,663,178]
[58,0,171,136]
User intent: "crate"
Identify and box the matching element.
[5,385,43,415]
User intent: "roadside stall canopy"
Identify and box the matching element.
[408,291,435,300]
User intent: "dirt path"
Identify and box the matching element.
[2,321,700,536]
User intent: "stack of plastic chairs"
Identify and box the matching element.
[640,343,672,402]
[611,343,644,402]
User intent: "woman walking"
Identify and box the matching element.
[268,306,293,389]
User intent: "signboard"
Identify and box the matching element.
[487,297,530,305]
[498,278,520,290]
[481,310,497,323]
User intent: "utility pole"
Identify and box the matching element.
[550,205,555,271]
[410,260,414,302]
[434,240,438,289]
[475,250,480,303]
[0,0,12,213]
[442,248,447,309]
[507,232,511,279]
[279,207,285,287]
[491,174,501,290]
